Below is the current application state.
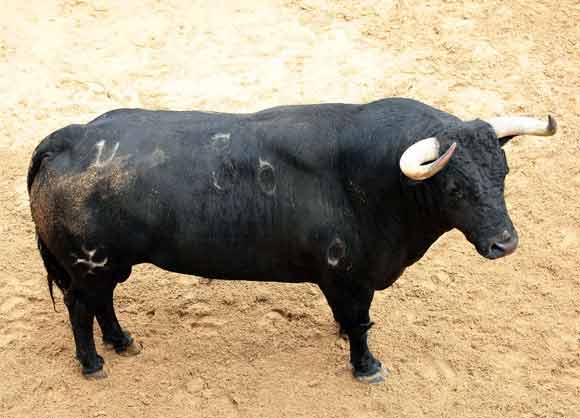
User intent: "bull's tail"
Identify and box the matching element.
[37,236,71,311]
[28,125,83,309]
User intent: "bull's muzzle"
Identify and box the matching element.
[486,230,518,259]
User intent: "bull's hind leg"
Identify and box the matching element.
[68,257,139,377]
[319,279,387,384]
[64,287,106,379]
[37,237,105,378]
[96,282,142,356]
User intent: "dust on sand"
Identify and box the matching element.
[1,1,579,417]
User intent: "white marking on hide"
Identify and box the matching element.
[94,140,119,167]
[71,246,108,275]
[258,158,270,169]
[212,133,231,140]
[211,171,224,191]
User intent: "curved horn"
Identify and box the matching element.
[487,115,557,138]
[399,137,457,181]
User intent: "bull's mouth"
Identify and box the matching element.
[478,230,519,260]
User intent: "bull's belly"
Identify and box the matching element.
[146,239,318,284]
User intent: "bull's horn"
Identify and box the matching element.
[399,137,457,181]
[487,115,557,138]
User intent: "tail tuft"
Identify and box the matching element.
[37,236,71,311]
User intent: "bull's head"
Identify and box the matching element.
[399,115,557,259]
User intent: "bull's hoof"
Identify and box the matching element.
[81,355,106,380]
[83,368,108,380]
[103,331,141,355]
[352,353,388,384]
[354,366,389,384]
[118,339,142,357]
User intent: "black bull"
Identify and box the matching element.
[27,98,556,382]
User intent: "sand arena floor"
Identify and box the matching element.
[1,1,579,417]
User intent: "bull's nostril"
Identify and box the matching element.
[491,243,503,253]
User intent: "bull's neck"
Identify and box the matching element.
[398,180,451,265]
[339,112,454,267]
[342,131,451,267]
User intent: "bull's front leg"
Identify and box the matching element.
[319,279,387,383]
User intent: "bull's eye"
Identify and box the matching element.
[451,188,463,200]
[447,182,464,200]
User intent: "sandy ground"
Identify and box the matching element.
[1,0,579,417]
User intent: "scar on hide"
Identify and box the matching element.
[209,133,231,153]
[327,237,346,268]
[94,140,119,167]
[144,147,167,169]
[258,158,276,195]
[71,246,108,275]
